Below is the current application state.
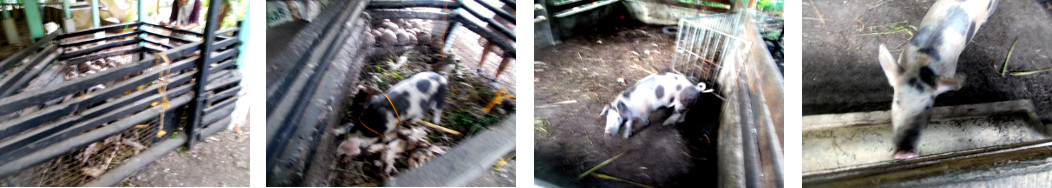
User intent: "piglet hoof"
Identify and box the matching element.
[893,150,917,160]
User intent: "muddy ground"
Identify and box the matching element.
[534,20,722,187]
[802,0,1052,122]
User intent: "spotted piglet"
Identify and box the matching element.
[877,0,997,159]
[337,70,450,157]
[600,72,713,138]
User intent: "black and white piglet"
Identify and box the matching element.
[877,0,996,159]
[337,70,450,157]
[600,72,713,138]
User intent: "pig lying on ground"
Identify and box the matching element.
[600,72,713,138]
[877,0,997,160]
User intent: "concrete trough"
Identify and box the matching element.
[802,100,1052,187]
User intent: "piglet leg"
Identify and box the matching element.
[431,107,442,124]
[663,113,681,126]
[622,120,634,139]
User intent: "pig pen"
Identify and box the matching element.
[265,0,517,186]
[534,10,782,187]
[0,17,244,187]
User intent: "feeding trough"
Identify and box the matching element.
[802,100,1052,187]
[0,2,244,185]
[266,0,517,186]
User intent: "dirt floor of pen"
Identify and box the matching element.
[534,21,723,187]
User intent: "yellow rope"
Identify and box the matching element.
[151,53,172,138]
[356,93,411,139]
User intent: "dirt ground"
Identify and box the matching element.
[119,125,251,187]
[802,0,1052,122]
[534,20,721,187]
[465,158,516,187]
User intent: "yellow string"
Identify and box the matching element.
[356,93,411,139]
[151,53,172,138]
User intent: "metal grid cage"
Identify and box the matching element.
[671,12,751,91]
[13,121,163,187]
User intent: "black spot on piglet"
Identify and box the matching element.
[655,85,665,98]
[417,81,431,92]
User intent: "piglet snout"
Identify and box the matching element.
[893,150,917,160]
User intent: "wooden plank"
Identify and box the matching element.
[0,49,61,97]
[204,95,236,115]
[452,15,515,56]
[203,98,236,126]
[474,0,514,22]
[0,32,58,72]
[0,56,198,141]
[0,86,193,163]
[215,27,240,36]
[210,59,238,72]
[0,72,193,155]
[207,85,241,104]
[59,31,141,47]
[207,48,239,65]
[460,3,515,40]
[0,93,193,178]
[141,37,176,49]
[205,71,241,91]
[142,30,195,44]
[59,38,142,59]
[0,54,159,115]
[212,37,240,51]
[0,45,61,95]
[366,0,460,9]
[58,22,142,39]
[64,47,142,64]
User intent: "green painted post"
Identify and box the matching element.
[2,1,10,19]
[235,1,249,68]
[137,0,144,21]
[138,0,145,46]
[91,0,99,28]
[23,0,44,40]
[62,0,71,19]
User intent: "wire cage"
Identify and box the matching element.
[671,12,750,92]
[25,122,164,187]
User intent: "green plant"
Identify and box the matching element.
[445,110,503,135]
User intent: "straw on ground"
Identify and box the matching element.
[576,150,629,181]
[1002,38,1019,77]
[594,173,653,188]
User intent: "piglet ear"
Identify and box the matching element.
[599,104,610,117]
[934,75,965,95]
[878,44,904,86]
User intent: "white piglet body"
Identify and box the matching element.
[877,0,997,159]
[600,72,713,138]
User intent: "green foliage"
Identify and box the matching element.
[445,110,503,135]
[757,0,783,12]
